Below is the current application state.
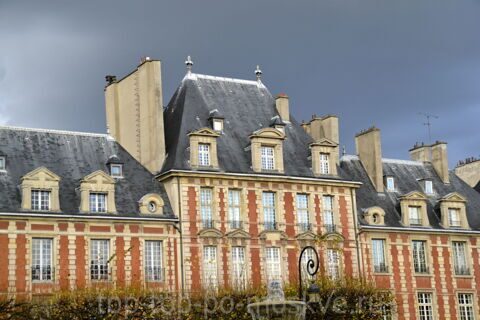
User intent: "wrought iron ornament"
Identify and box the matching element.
[298,245,320,300]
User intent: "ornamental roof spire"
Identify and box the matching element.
[255,65,262,82]
[185,55,193,74]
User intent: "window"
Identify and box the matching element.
[452,241,469,275]
[409,206,422,225]
[417,292,434,320]
[32,238,52,281]
[261,146,275,170]
[449,208,461,227]
[31,190,50,211]
[301,247,316,281]
[297,194,310,232]
[372,239,388,273]
[110,164,123,177]
[262,192,276,230]
[200,188,213,228]
[198,143,211,166]
[213,119,223,132]
[458,293,475,320]
[385,176,395,192]
[425,180,434,195]
[89,193,107,213]
[319,153,330,174]
[228,190,242,229]
[412,240,428,274]
[90,239,109,281]
[145,240,163,281]
[203,246,218,289]
[232,247,246,289]
[265,247,281,283]
[327,249,340,280]
[323,196,335,233]
[0,156,5,170]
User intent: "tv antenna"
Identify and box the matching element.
[418,112,438,144]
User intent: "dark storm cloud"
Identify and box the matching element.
[1,0,479,166]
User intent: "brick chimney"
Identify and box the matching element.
[355,127,384,193]
[455,157,480,187]
[275,94,290,122]
[410,141,450,184]
[303,115,339,144]
[409,143,431,162]
[104,59,166,173]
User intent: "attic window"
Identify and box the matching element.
[385,176,395,192]
[213,119,223,132]
[424,180,433,194]
[0,156,5,171]
[110,164,123,178]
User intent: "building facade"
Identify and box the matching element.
[1,57,480,319]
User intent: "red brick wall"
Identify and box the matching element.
[0,234,8,291]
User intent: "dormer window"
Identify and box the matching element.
[213,119,223,131]
[310,139,339,177]
[320,153,330,174]
[0,156,5,171]
[385,176,395,192]
[408,206,422,225]
[21,167,61,212]
[364,206,386,225]
[399,192,429,227]
[209,109,224,132]
[424,180,433,195]
[79,170,116,214]
[439,193,468,229]
[31,190,51,211]
[261,146,275,170]
[110,164,123,178]
[448,208,461,227]
[198,143,211,166]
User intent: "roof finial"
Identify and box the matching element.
[255,65,262,81]
[185,55,193,74]
[342,145,346,156]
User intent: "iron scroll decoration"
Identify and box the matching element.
[298,245,320,300]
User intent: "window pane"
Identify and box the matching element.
[372,239,387,273]
[90,193,107,213]
[425,180,433,194]
[228,190,241,226]
[90,239,109,280]
[449,208,461,227]
[263,192,276,230]
[232,246,246,289]
[297,194,310,231]
[320,153,330,174]
[417,293,434,320]
[198,143,210,166]
[323,196,335,231]
[409,207,421,225]
[327,249,340,280]
[261,146,275,170]
[31,190,50,211]
[412,241,428,273]
[32,238,53,281]
[452,242,469,275]
[203,246,218,289]
[458,293,475,320]
[265,247,281,283]
[145,241,163,281]
[200,188,213,228]
[0,157,4,170]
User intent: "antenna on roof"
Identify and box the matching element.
[185,55,193,74]
[255,65,262,82]
[418,112,439,144]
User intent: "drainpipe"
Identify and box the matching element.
[176,176,185,295]
[350,188,364,281]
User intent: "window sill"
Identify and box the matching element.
[453,274,473,279]
[414,273,432,277]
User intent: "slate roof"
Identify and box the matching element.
[0,126,174,218]
[162,73,350,181]
[340,155,480,230]
[475,181,480,193]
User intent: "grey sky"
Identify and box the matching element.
[1,0,479,166]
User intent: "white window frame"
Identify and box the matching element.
[458,293,475,320]
[31,189,51,211]
[372,239,388,273]
[409,206,422,225]
[90,239,110,281]
[0,156,5,170]
[89,192,107,213]
[319,153,330,174]
[412,240,428,274]
[198,143,211,166]
[32,238,53,281]
[228,189,242,229]
[326,249,341,280]
[323,195,335,231]
[261,146,275,170]
[452,241,469,276]
[145,240,163,282]
[231,246,246,289]
[296,194,310,232]
[265,247,281,283]
[386,176,395,192]
[417,292,434,320]
[425,180,434,194]
[110,164,123,178]
[200,188,213,228]
[213,119,223,132]
[262,192,276,230]
[449,208,461,227]
[203,246,218,289]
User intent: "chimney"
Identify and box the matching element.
[355,127,384,193]
[409,143,431,162]
[105,59,166,173]
[275,94,290,122]
[455,157,480,187]
[304,115,339,144]
[431,141,449,184]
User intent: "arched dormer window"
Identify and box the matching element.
[138,193,165,214]
[79,170,116,213]
[363,206,386,225]
[249,128,285,173]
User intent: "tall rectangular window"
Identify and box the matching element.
[261,146,275,170]
[296,194,310,232]
[90,193,107,213]
[262,192,276,230]
[231,246,246,289]
[0,156,5,170]
[458,293,475,320]
[327,249,340,280]
[198,143,210,166]
[449,208,461,227]
[200,188,213,229]
[319,153,330,174]
[409,206,422,225]
[32,238,53,281]
[203,246,218,289]
[425,180,434,194]
[145,240,163,281]
[265,247,281,282]
[386,177,395,192]
[412,240,428,274]
[417,292,434,320]
[90,239,109,281]
[452,241,469,275]
[228,190,242,229]
[31,190,50,211]
[372,239,388,273]
[323,196,335,233]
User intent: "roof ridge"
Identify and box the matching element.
[0,125,110,138]
[183,73,266,88]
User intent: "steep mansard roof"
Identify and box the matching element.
[340,155,480,230]
[0,126,174,217]
[162,73,350,181]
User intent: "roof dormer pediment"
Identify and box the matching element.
[188,127,220,137]
[250,127,285,140]
[81,170,115,185]
[22,167,61,182]
[309,138,338,148]
[440,192,467,203]
[399,191,427,200]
